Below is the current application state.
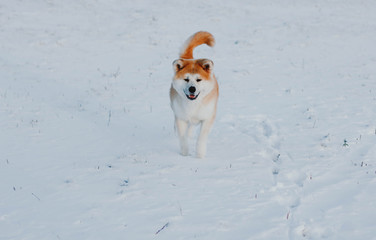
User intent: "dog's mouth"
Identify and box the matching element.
[186,93,199,100]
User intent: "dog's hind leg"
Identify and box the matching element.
[187,123,195,138]
[196,118,214,158]
[175,118,189,156]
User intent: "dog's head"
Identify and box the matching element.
[172,58,215,101]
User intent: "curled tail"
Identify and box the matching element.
[179,31,215,59]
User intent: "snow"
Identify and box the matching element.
[1,0,376,239]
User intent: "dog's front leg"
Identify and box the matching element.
[196,118,214,158]
[175,118,189,156]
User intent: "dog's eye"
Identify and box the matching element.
[184,78,189,82]
[196,79,202,82]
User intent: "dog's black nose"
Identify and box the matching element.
[189,86,196,93]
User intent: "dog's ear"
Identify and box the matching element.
[173,59,184,72]
[199,59,213,72]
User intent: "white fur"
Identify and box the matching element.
[171,73,217,158]
[171,74,216,123]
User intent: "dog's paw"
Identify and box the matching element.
[196,141,207,158]
[196,147,206,158]
[180,147,189,156]
[181,152,189,156]
[179,138,189,156]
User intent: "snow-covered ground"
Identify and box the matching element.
[1,0,376,239]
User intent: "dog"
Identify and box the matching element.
[170,31,218,158]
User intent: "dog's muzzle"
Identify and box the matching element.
[186,93,199,100]
[186,86,199,100]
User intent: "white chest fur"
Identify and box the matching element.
[171,95,216,125]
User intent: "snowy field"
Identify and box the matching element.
[1,0,376,239]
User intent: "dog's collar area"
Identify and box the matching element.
[186,93,199,100]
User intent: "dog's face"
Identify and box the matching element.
[172,58,215,101]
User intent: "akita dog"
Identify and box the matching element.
[170,31,218,158]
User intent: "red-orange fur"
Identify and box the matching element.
[174,59,212,80]
[180,31,215,59]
